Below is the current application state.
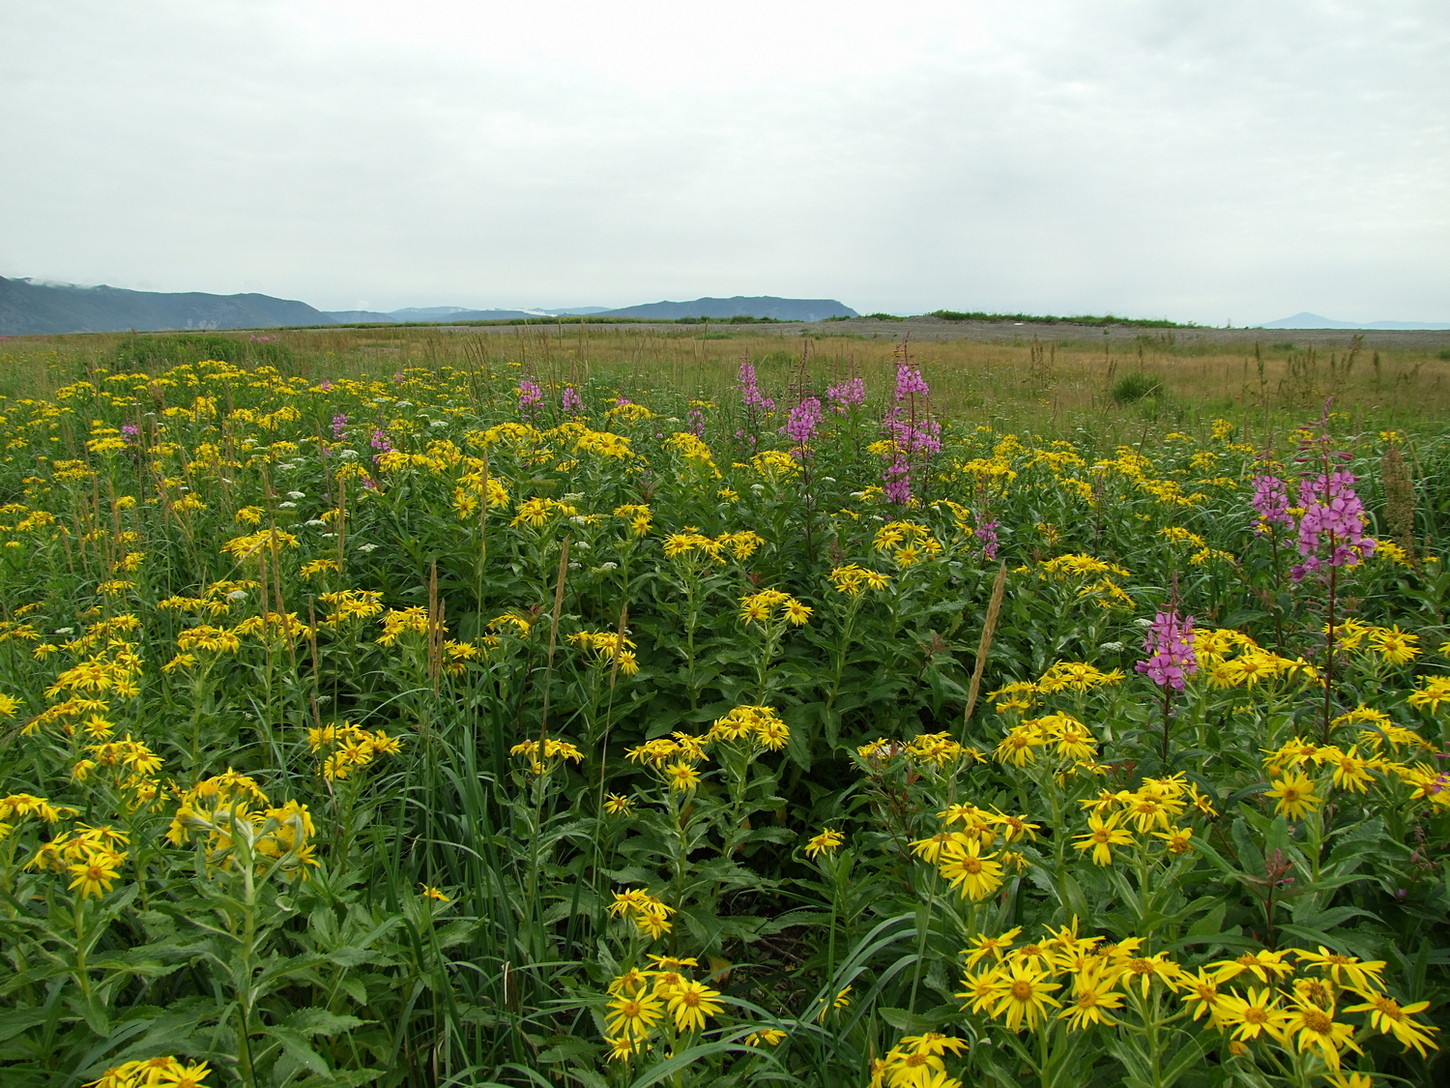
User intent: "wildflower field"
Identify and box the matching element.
[0,327,1447,1088]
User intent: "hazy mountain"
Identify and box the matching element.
[323,307,543,323]
[599,296,857,321]
[1261,311,1450,330]
[0,276,330,334]
[1,276,859,334]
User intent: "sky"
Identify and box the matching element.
[3,1,1447,325]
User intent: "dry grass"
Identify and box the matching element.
[3,324,1447,437]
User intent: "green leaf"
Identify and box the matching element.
[268,1025,332,1075]
[283,1007,369,1036]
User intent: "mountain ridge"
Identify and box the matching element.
[1260,311,1450,331]
[0,276,858,334]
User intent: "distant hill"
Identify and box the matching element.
[324,307,544,324]
[1261,311,1450,331]
[598,296,857,321]
[0,276,330,335]
[1,277,858,334]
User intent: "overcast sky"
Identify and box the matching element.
[3,1,1447,324]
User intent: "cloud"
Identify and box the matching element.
[2,0,1446,321]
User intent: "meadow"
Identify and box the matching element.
[0,324,1447,1088]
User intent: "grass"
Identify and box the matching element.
[5,324,1446,437]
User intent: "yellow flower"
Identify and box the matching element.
[745,1028,786,1047]
[1073,814,1133,866]
[666,979,724,1033]
[1283,999,1361,1071]
[1217,987,1291,1043]
[936,838,1005,901]
[1059,969,1124,1030]
[1153,826,1194,854]
[1342,991,1440,1057]
[66,849,123,899]
[1367,625,1418,665]
[605,989,664,1040]
[1265,773,1322,820]
[805,828,844,858]
[1293,947,1386,992]
[604,793,634,815]
[664,761,701,791]
[989,963,1061,1031]
[420,884,451,903]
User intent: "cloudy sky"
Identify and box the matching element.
[3,1,1447,324]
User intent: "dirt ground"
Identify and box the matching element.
[428,316,1450,352]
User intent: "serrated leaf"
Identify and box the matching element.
[283,1007,369,1036]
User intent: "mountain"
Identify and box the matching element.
[0,276,330,335]
[598,296,857,321]
[322,307,543,324]
[1260,311,1450,330]
[1,276,858,334]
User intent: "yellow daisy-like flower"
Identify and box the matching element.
[664,761,701,791]
[746,1028,787,1047]
[666,978,724,1033]
[936,837,1005,901]
[805,827,844,858]
[1265,773,1322,820]
[1073,814,1133,866]
[1367,625,1418,665]
[989,963,1062,1032]
[1342,991,1440,1057]
[1283,999,1362,1071]
[66,849,123,899]
[1217,987,1291,1043]
[605,989,664,1040]
[1059,969,1125,1031]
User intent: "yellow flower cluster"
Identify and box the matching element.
[995,713,1101,768]
[510,496,579,529]
[1259,734,1449,815]
[607,887,676,940]
[663,431,717,472]
[603,955,725,1060]
[376,606,430,646]
[1326,619,1420,664]
[71,735,165,808]
[870,1032,969,1088]
[662,529,762,562]
[704,704,790,750]
[1032,553,1134,608]
[739,588,811,626]
[873,520,942,568]
[219,528,298,561]
[509,737,585,776]
[1193,628,1319,686]
[828,563,891,595]
[856,732,984,770]
[84,1055,211,1087]
[28,824,130,899]
[625,732,708,791]
[568,630,639,675]
[954,920,1438,1069]
[1070,776,1212,864]
[166,772,317,878]
[612,503,653,537]
[910,803,1038,900]
[308,721,404,782]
